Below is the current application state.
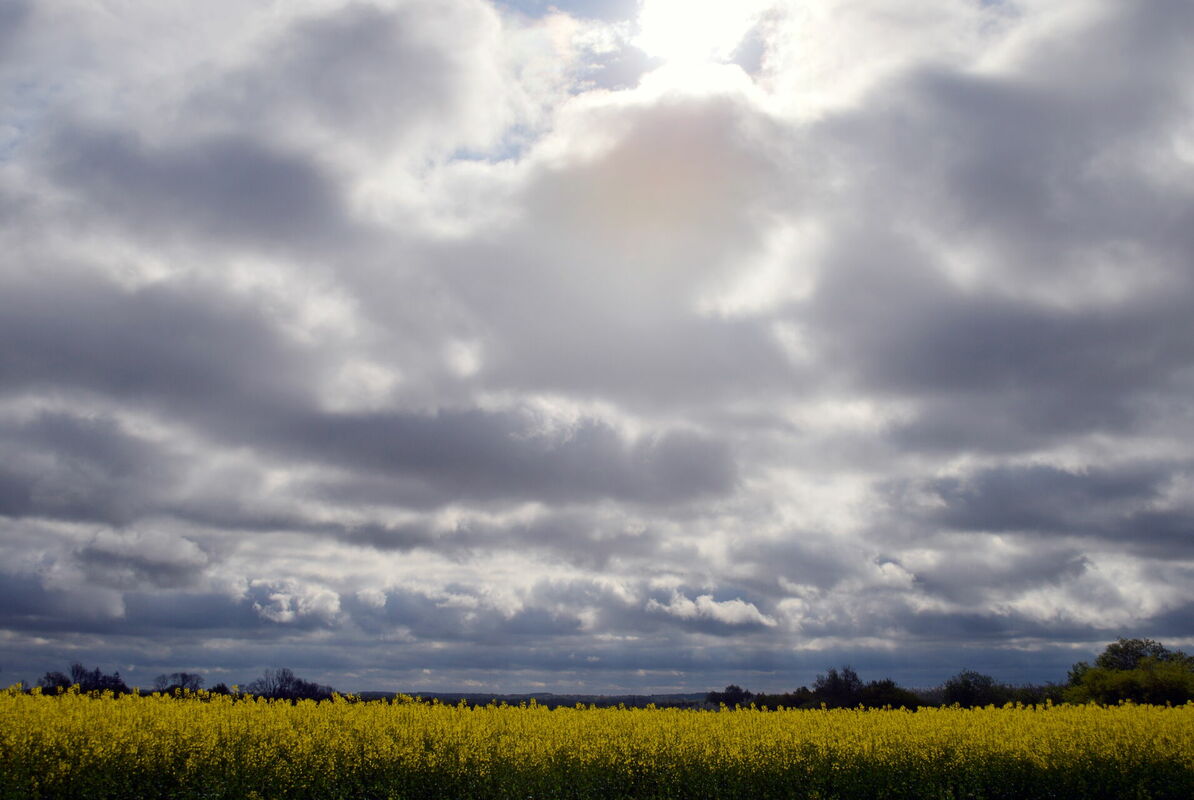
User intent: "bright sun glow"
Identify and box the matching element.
[634,0,768,65]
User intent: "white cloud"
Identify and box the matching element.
[250,579,342,624]
[2,0,1192,692]
[647,592,778,627]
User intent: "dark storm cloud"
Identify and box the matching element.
[817,4,1194,265]
[345,578,780,647]
[1,264,734,510]
[0,416,717,605]
[1143,599,1194,638]
[0,0,29,53]
[901,548,1092,607]
[0,270,314,410]
[895,608,1105,644]
[0,569,131,635]
[121,590,266,633]
[0,570,618,650]
[241,3,470,137]
[267,409,736,505]
[924,463,1166,534]
[802,157,1194,453]
[347,585,586,643]
[728,535,861,596]
[0,627,1089,695]
[45,128,348,249]
[0,568,325,638]
[0,564,1153,692]
[0,408,331,540]
[0,468,33,517]
[0,412,179,526]
[339,509,680,569]
[74,536,210,591]
[1104,510,1194,558]
[498,512,678,568]
[814,262,1193,409]
[3,0,1193,693]
[804,231,1194,460]
[794,3,1194,453]
[189,0,517,160]
[0,572,64,630]
[889,461,1194,557]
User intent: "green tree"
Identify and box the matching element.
[860,678,922,709]
[1096,638,1191,670]
[943,670,1006,707]
[1065,638,1194,705]
[705,684,753,707]
[753,687,815,709]
[813,666,864,708]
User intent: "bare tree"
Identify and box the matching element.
[38,671,71,692]
[813,666,864,708]
[153,672,204,693]
[38,663,129,694]
[246,667,335,701]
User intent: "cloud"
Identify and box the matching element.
[261,408,737,505]
[647,592,778,630]
[2,0,1192,693]
[189,0,526,162]
[0,270,317,410]
[336,508,679,570]
[0,0,29,54]
[249,579,342,625]
[888,460,1194,558]
[44,127,350,251]
[0,412,181,526]
[76,530,210,590]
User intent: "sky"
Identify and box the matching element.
[1,0,1192,694]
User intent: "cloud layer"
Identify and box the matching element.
[1,0,1191,692]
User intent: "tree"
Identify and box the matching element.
[71,663,130,694]
[72,663,130,694]
[1065,638,1194,705]
[246,668,335,701]
[38,671,71,692]
[813,666,863,708]
[753,687,815,709]
[1093,638,1191,671]
[39,663,129,694]
[705,684,753,707]
[153,672,204,693]
[860,678,922,709]
[943,670,1005,708]
[1004,683,1065,706]
[1066,658,1194,705]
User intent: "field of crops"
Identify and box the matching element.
[2,687,1191,799]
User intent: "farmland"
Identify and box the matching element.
[2,687,1191,799]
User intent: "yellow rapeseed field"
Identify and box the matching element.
[1,686,1191,799]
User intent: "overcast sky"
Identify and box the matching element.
[2,0,1192,694]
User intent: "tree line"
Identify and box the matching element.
[18,637,1194,707]
[32,665,337,702]
[707,638,1194,709]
